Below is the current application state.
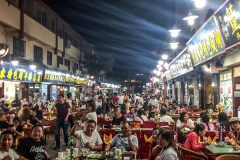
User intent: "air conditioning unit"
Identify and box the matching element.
[75,70,82,76]
[65,40,71,48]
[59,64,68,71]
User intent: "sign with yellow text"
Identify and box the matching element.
[43,69,88,85]
[187,16,225,66]
[0,62,43,83]
[216,0,240,49]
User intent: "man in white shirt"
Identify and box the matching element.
[71,120,103,151]
[148,95,159,107]
[117,93,124,105]
[159,108,175,124]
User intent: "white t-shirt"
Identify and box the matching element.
[0,148,19,160]
[160,115,175,124]
[176,119,194,128]
[117,95,124,104]
[86,112,97,124]
[75,130,103,151]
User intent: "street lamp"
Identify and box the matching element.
[183,11,199,26]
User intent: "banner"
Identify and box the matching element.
[187,16,225,66]
[43,69,88,85]
[169,48,193,79]
[0,62,43,83]
[216,0,240,49]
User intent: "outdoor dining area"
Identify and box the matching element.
[1,95,240,160]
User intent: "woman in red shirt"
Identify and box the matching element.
[184,124,210,160]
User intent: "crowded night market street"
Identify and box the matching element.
[1,0,240,160]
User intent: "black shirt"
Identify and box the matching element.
[29,116,39,126]
[56,102,70,120]
[0,120,10,129]
[17,137,46,160]
[112,115,127,125]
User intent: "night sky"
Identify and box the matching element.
[43,0,176,83]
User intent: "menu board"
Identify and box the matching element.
[216,0,240,49]
[169,48,193,79]
[0,62,43,83]
[187,16,225,66]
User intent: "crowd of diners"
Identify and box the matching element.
[0,92,239,159]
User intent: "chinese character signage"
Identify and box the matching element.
[169,48,194,79]
[187,16,225,66]
[0,62,43,82]
[216,0,240,49]
[43,69,88,85]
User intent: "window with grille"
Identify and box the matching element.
[47,51,52,66]
[34,46,43,63]
[13,37,25,57]
[57,56,63,68]
[65,59,70,71]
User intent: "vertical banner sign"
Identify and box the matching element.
[216,0,240,49]
[187,16,225,66]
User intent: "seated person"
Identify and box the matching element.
[134,109,149,125]
[17,125,51,160]
[156,131,179,160]
[126,107,135,121]
[215,112,231,131]
[112,110,127,126]
[149,128,164,160]
[105,122,138,152]
[10,117,24,147]
[201,114,214,131]
[176,112,194,130]
[159,108,175,124]
[0,130,25,160]
[227,117,240,146]
[0,112,11,130]
[27,108,42,126]
[71,119,102,151]
[184,124,210,160]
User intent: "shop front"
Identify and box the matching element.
[168,48,194,105]
[42,69,88,100]
[0,61,43,102]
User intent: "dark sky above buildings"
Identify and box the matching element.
[43,0,176,82]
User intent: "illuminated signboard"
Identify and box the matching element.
[0,62,42,83]
[169,48,193,79]
[43,69,88,85]
[187,16,225,66]
[216,0,240,49]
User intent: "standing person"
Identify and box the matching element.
[52,94,70,149]
[17,125,51,160]
[0,130,25,160]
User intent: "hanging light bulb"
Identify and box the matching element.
[169,42,179,50]
[169,26,181,38]
[194,0,206,9]
[183,11,199,26]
